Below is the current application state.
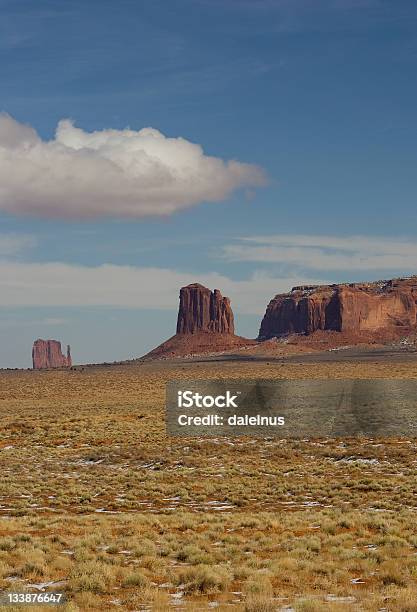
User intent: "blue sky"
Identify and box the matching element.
[1,0,417,367]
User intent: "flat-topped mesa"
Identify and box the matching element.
[32,339,72,370]
[176,283,234,335]
[259,276,417,340]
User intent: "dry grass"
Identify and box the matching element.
[0,358,416,610]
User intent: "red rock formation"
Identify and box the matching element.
[259,277,417,340]
[176,283,234,334]
[32,339,72,369]
[143,283,255,359]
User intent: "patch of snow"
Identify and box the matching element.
[326,594,356,603]
[27,580,67,591]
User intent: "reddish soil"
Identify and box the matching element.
[142,331,257,360]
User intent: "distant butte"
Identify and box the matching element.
[32,339,72,370]
[143,283,255,359]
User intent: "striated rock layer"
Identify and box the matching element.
[32,339,72,369]
[259,277,417,340]
[177,283,234,334]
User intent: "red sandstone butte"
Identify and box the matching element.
[32,339,72,369]
[176,283,234,334]
[144,283,255,359]
[259,276,417,340]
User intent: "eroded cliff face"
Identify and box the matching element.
[259,277,417,340]
[32,339,72,369]
[176,283,234,334]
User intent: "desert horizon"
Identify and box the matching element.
[14,273,417,372]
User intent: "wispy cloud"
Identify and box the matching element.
[0,316,68,329]
[0,233,36,256]
[197,0,414,38]
[221,234,417,272]
[0,261,323,315]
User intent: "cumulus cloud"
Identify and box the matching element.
[222,234,417,272]
[0,261,323,315]
[0,114,266,219]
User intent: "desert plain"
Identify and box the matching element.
[0,352,416,611]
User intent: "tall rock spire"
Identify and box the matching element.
[67,345,72,367]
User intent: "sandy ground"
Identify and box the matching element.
[0,353,416,610]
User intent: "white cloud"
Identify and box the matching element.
[0,114,266,219]
[0,261,323,315]
[0,233,36,256]
[222,234,417,272]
